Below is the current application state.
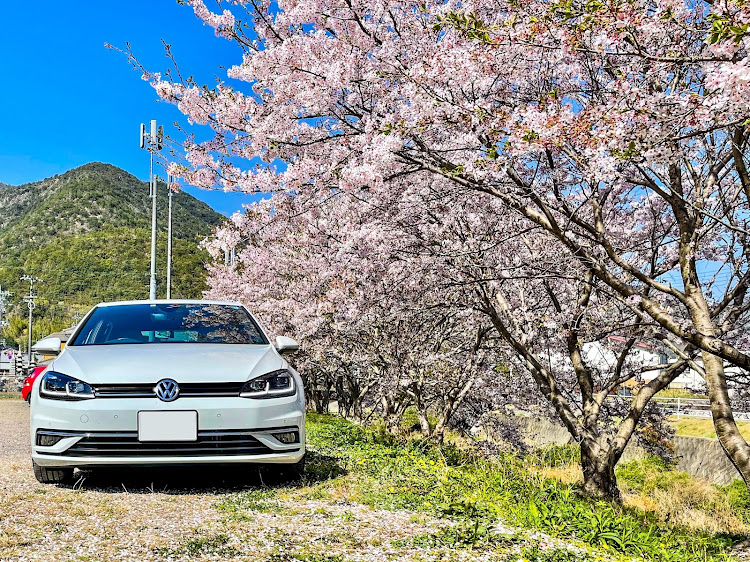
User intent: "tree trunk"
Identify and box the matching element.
[432,405,451,444]
[385,414,402,435]
[336,374,357,419]
[580,440,620,501]
[702,349,750,485]
[315,388,327,414]
[432,380,475,444]
[382,395,405,435]
[689,298,750,485]
[349,382,369,422]
[350,393,362,421]
[321,380,331,414]
[410,383,432,438]
[307,388,320,413]
[417,411,431,438]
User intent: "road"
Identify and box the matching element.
[0,399,29,460]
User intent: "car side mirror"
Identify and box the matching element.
[275,336,299,355]
[32,337,62,355]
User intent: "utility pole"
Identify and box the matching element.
[71,311,83,328]
[140,120,163,300]
[20,275,40,368]
[0,286,12,345]
[166,174,175,299]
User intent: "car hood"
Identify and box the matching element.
[49,344,284,384]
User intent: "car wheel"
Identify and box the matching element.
[32,460,73,484]
[25,394,31,405]
[283,454,306,481]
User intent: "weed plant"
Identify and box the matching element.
[154,533,239,558]
[527,443,581,468]
[306,413,743,562]
[616,456,750,534]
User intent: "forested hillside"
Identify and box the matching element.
[0,162,223,348]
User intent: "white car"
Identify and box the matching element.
[30,300,305,484]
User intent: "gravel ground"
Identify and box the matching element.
[0,399,515,562]
[0,399,28,460]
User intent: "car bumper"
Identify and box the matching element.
[31,394,305,467]
[33,450,305,467]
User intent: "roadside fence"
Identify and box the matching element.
[608,395,750,421]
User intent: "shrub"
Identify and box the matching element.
[617,456,749,535]
[527,444,580,468]
[616,457,676,494]
[723,480,750,523]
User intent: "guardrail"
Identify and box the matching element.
[608,395,750,421]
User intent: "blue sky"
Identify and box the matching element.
[0,0,263,216]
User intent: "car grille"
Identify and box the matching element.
[45,429,294,457]
[91,382,244,398]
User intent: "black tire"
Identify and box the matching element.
[263,454,306,482]
[284,454,306,481]
[33,460,73,484]
[25,394,31,405]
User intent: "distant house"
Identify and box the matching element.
[33,327,75,362]
[582,336,707,390]
[0,349,15,373]
[662,357,745,391]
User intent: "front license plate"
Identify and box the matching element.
[138,411,198,442]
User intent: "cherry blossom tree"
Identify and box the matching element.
[126,0,750,488]
[203,193,504,441]
[381,187,689,499]
[204,182,680,499]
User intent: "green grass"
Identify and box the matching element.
[266,554,347,562]
[656,389,709,399]
[513,544,596,561]
[301,413,743,562]
[670,418,750,440]
[527,443,581,468]
[215,488,284,515]
[616,456,688,494]
[153,532,239,558]
[724,480,750,523]
[615,455,750,528]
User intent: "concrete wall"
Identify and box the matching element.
[518,416,740,485]
[670,435,739,485]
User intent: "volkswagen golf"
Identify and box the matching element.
[30,300,305,484]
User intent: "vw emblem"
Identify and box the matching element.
[155,379,180,402]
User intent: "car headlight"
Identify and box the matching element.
[39,372,95,400]
[240,369,296,399]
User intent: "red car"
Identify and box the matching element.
[22,366,47,403]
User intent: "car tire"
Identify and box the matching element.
[33,461,73,484]
[283,454,306,481]
[25,395,31,405]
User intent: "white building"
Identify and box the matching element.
[582,336,706,390]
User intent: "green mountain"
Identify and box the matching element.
[0,162,225,348]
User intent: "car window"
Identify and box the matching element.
[70,304,268,346]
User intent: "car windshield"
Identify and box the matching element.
[69,303,268,346]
